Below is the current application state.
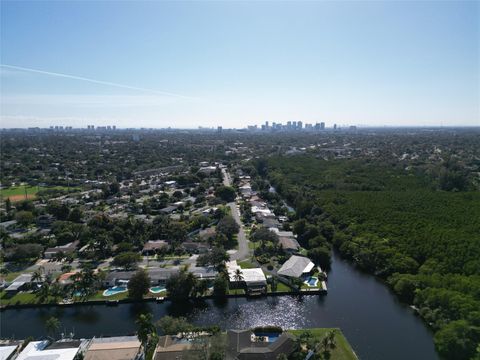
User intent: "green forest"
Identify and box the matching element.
[265,155,480,360]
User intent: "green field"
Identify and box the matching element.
[289,328,358,360]
[0,185,39,199]
[0,185,78,201]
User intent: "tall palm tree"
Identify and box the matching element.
[136,313,156,357]
[233,269,244,295]
[270,276,278,292]
[31,268,43,286]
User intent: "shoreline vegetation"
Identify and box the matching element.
[261,155,480,360]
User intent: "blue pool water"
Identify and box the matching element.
[307,276,318,287]
[254,332,281,343]
[149,286,166,294]
[103,286,128,297]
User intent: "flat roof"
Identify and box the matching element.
[0,345,18,360]
[228,268,266,283]
[16,341,79,360]
[85,337,140,360]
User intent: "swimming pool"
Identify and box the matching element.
[149,286,166,294]
[305,276,319,287]
[254,332,281,343]
[103,286,128,297]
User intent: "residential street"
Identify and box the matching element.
[222,168,250,261]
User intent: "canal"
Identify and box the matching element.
[0,252,438,360]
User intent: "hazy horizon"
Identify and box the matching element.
[1,1,478,129]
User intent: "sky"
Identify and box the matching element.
[1,1,479,129]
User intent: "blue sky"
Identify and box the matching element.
[1,1,478,128]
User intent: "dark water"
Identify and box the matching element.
[0,253,438,360]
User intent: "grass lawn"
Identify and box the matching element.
[248,241,256,250]
[238,260,256,269]
[289,328,358,360]
[0,290,38,305]
[228,288,245,295]
[267,282,293,293]
[89,289,129,301]
[3,271,29,282]
[0,185,79,202]
[275,282,292,292]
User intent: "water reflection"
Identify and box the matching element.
[0,253,438,360]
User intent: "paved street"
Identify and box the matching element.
[222,168,250,261]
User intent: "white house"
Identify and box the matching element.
[277,255,315,279]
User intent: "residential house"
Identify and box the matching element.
[182,241,210,254]
[142,240,169,256]
[44,240,79,259]
[277,255,315,279]
[16,340,84,360]
[0,342,21,360]
[5,274,34,294]
[226,330,296,360]
[227,261,267,295]
[154,335,199,360]
[84,336,141,360]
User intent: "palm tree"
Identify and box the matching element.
[37,283,50,303]
[327,330,337,350]
[270,276,278,292]
[45,316,60,340]
[136,313,156,356]
[32,268,43,283]
[233,269,244,295]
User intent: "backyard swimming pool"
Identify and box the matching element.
[149,286,166,294]
[305,276,319,287]
[254,332,281,343]
[103,286,128,297]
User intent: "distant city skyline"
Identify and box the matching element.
[1,1,478,128]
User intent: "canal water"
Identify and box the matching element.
[0,252,438,360]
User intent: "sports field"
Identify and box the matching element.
[0,185,75,202]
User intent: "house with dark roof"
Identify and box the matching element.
[278,236,300,254]
[44,240,79,259]
[226,330,296,360]
[142,240,169,255]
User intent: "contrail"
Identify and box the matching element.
[0,64,196,99]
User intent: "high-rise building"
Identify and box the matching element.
[297,121,303,130]
[334,124,337,130]
[320,122,325,130]
[287,121,292,130]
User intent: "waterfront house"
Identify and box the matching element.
[277,255,315,279]
[227,261,267,295]
[16,340,84,360]
[104,268,180,288]
[84,336,141,360]
[226,330,296,360]
[4,273,34,294]
[188,266,218,282]
[154,335,199,360]
[0,343,20,360]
